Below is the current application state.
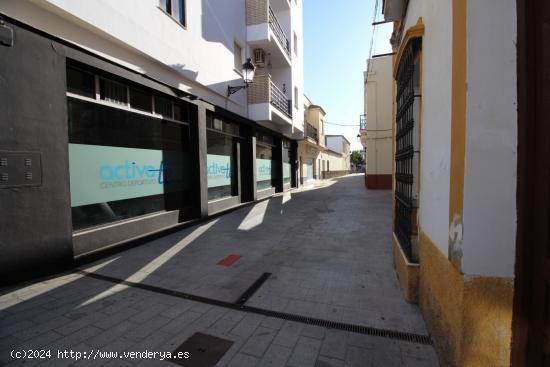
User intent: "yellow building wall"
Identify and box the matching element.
[418,230,513,367]
[390,0,516,365]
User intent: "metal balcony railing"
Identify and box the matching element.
[305,122,318,143]
[360,114,367,130]
[270,81,292,118]
[269,7,291,57]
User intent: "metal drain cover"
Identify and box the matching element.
[169,332,234,366]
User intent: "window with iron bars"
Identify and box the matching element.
[394,37,421,262]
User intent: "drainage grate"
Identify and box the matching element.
[80,270,432,345]
[235,272,271,305]
[243,306,433,345]
[169,332,233,367]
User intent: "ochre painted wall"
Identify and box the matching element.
[418,230,513,367]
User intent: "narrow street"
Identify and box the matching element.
[0,175,438,367]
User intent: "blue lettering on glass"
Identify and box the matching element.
[207,162,231,178]
[98,160,170,184]
[258,165,271,175]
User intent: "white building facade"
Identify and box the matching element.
[0,0,304,277]
[381,0,543,366]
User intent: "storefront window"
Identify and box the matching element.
[68,98,192,230]
[256,143,274,190]
[283,140,291,185]
[206,115,239,200]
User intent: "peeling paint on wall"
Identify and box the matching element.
[449,213,463,271]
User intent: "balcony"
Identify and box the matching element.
[359,114,368,148]
[268,7,290,57]
[305,122,318,143]
[246,0,291,66]
[269,80,292,118]
[360,114,367,130]
[248,73,292,126]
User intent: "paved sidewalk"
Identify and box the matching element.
[0,174,439,366]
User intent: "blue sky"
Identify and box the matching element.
[303,0,393,151]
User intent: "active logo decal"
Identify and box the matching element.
[69,144,186,207]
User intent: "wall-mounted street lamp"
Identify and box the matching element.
[227,58,256,96]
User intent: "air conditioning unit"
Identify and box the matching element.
[254,48,266,67]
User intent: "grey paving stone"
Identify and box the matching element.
[226,353,259,367]
[213,334,246,367]
[159,300,194,319]
[272,321,304,348]
[209,311,245,336]
[103,360,133,367]
[189,301,214,314]
[301,325,326,340]
[320,330,348,360]
[371,345,403,367]
[0,320,36,338]
[12,330,64,351]
[399,342,438,361]
[260,316,285,330]
[0,334,22,354]
[134,358,173,367]
[128,302,171,324]
[12,315,73,341]
[256,343,292,367]
[48,324,104,350]
[85,322,136,348]
[230,313,264,339]
[101,298,140,316]
[400,343,439,367]
[190,306,228,330]
[159,310,203,334]
[125,315,172,342]
[54,311,108,336]
[315,355,345,367]
[345,346,373,367]
[347,333,379,349]
[240,326,277,357]
[103,336,136,353]
[401,355,437,367]
[287,336,322,367]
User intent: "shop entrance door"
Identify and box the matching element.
[305,159,314,182]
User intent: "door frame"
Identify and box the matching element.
[512,0,549,365]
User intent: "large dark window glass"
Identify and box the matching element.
[130,88,153,112]
[100,78,128,105]
[256,143,274,190]
[68,98,192,230]
[154,95,173,118]
[206,114,239,201]
[283,140,291,185]
[67,67,95,98]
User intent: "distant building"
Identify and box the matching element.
[297,98,350,184]
[360,55,393,189]
[323,135,351,177]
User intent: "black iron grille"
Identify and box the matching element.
[394,38,421,262]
